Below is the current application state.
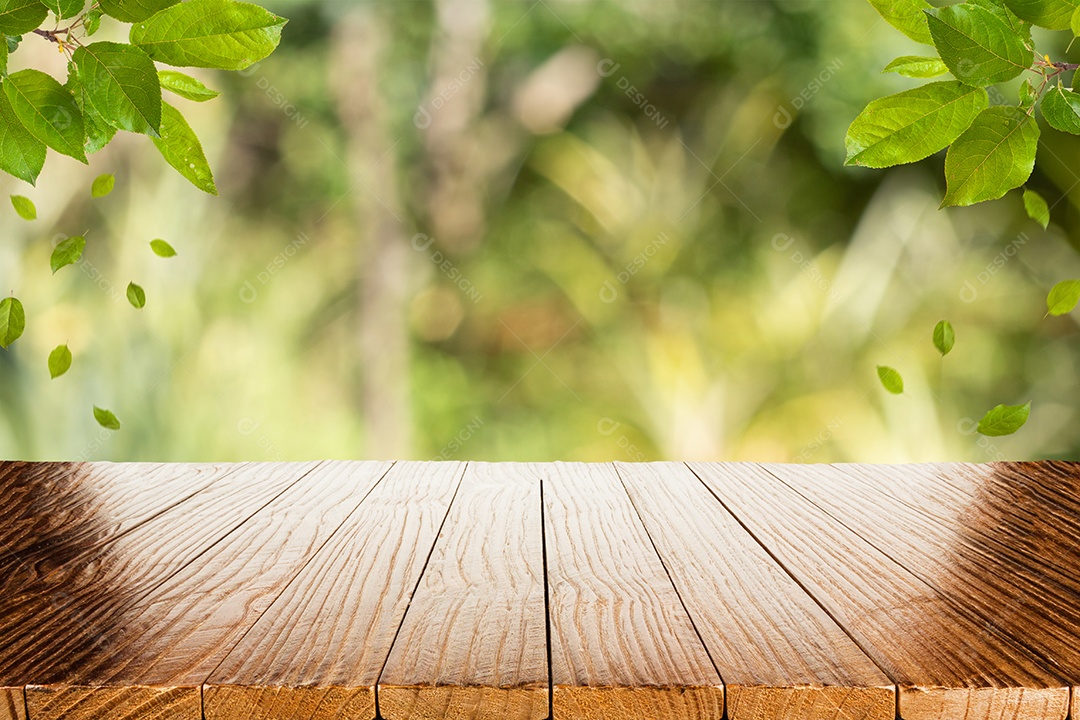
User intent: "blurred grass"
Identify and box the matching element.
[1,0,1078,462]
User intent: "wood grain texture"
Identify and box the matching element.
[615,462,893,720]
[205,461,462,720]
[0,689,24,720]
[26,461,392,720]
[765,462,1080,685]
[378,462,548,720]
[687,462,1069,720]
[544,462,724,720]
[0,462,243,597]
[0,461,321,720]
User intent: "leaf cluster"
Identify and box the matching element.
[0,0,286,193]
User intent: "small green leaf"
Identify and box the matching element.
[0,296,24,348]
[9,193,34,219]
[868,0,935,44]
[942,106,1039,207]
[126,281,145,308]
[73,42,162,136]
[149,238,176,257]
[93,405,121,430]
[1042,84,1080,134]
[0,88,45,184]
[41,0,83,20]
[845,81,988,168]
[1023,188,1050,228]
[99,0,177,21]
[933,320,955,355]
[0,0,48,35]
[882,56,950,78]
[926,4,1031,87]
[1019,79,1038,110]
[83,7,101,34]
[48,343,71,378]
[1046,279,1080,315]
[157,70,220,102]
[152,101,216,194]
[977,401,1030,435]
[877,365,905,394]
[130,0,286,71]
[91,172,114,197]
[50,235,85,273]
[1002,0,1075,29]
[3,69,86,163]
[68,76,118,154]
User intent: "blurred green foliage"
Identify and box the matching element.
[1,0,1079,462]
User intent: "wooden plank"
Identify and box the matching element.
[204,461,462,720]
[763,462,1080,688]
[687,462,1069,720]
[377,462,548,720]
[0,461,322,720]
[0,461,247,716]
[24,461,393,720]
[545,462,724,720]
[615,462,893,720]
[0,462,243,596]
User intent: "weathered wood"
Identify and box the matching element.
[616,462,894,720]
[28,461,394,720]
[0,462,323,720]
[205,461,461,720]
[545,462,724,720]
[766,462,1080,682]
[687,462,1070,720]
[378,462,548,720]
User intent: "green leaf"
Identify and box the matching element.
[131,0,286,71]
[882,56,950,78]
[0,296,24,348]
[50,234,85,273]
[845,81,988,168]
[158,70,220,102]
[5,34,19,53]
[1019,79,1038,110]
[977,401,1030,435]
[91,172,114,197]
[99,0,177,22]
[83,7,101,34]
[1002,0,1076,29]
[0,0,48,35]
[926,4,1031,87]
[150,238,176,257]
[3,69,86,162]
[1073,3,1080,33]
[868,0,935,44]
[973,0,1034,41]
[73,42,161,136]
[152,101,217,194]
[0,87,45,183]
[1046,279,1080,315]
[126,281,145,308]
[67,75,117,154]
[1023,188,1050,228]
[42,0,82,19]
[877,365,904,394]
[933,320,956,355]
[9,193,34,219]
[942,106,1039,207]
[0,32,7,75]
[1042,84,1080,134]
[48,343,71,378]
[93,405,121,430]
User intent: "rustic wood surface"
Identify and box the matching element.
[1,461,1078,720]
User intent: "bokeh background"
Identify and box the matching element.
[1,0,1079,462]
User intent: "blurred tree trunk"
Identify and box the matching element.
[332,8,412,458]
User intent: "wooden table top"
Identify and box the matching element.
[1,460,1078,720]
